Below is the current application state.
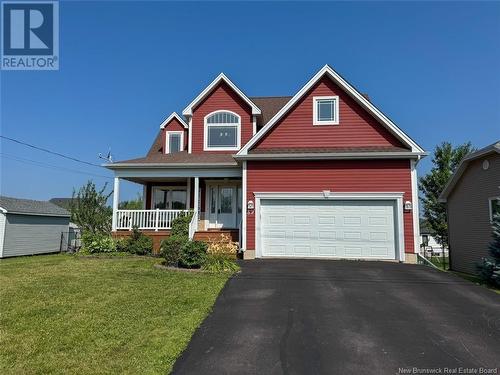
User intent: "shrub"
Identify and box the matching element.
[478,213,500,287]
[126,227,153,255]
[207,234,238,256]
[179,240,207,269]
[81,232,116,253]
[171,212,193,238]
[160,235,187,266]
[114,237,128,253]
[203,254,240,273]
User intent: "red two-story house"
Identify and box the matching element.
[106,65,426,262]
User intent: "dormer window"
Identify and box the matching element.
[166,131,184,154]
[313,96,339,125]
[204,111,241,151]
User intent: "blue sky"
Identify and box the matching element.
[1,1,499,201]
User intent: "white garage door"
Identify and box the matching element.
[260,200,397,259]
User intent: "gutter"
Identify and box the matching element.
[233,151,428,161]
[104,162,240,170]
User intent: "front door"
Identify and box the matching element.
[207,183,240,229]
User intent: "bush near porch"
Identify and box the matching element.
[0,254,231,374]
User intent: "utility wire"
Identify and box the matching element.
[0,153,113,180]
[0,135,104,168]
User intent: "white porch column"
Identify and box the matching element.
[241,161,247,251]
[186,178,191,209]
[112,177,120,231]
[194,177,199,213]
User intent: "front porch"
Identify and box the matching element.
[110,167,243,251]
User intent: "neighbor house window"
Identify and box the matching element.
[313,96,339,125]
[489,197,500,222]
[153,187,187,209]
[204,111,240,150]
[166,131,183,154]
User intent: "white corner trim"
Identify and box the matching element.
[165,131,185,154]
[188,117,193,154]
[411,159,421,254]
[238,64,425,155]
[160,112,188,129]
[313,96,339,126]
[242,161,247,251]
[182,72,261,116]
[203,110,241,151]
[252,115,257,136]
[253,191,406,261]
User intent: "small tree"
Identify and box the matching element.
[119,193,143,210]
[70,181,112,234]
[419,142,475,249]
[478,214,500,287]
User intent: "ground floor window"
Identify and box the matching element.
[153,187,187,209]
[490,197,500,222]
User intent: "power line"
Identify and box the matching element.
[0,153,113,180]
[0,135,103,168]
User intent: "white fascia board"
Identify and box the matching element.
[238,64,425,155]
[160,112,188,129]
[439,144,500,202]
[182,73,261,116]
[0,207,6,213]
[234,152,426,160]
[114,167,242,179]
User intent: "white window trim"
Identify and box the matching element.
[203,110,241,151]
[313,96,339,126]
[165,131,184,154]
[489,196,500,222]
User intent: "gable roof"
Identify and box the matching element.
[0,196,70,217]
[182,73,261,116]
[160,112,188,129]
[238,65,426,155]
[439,141,500,202]
[250,96,292,126]
[49,198,73,210]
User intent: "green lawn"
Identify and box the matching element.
[429,255,449,270]
[0,254,231,374]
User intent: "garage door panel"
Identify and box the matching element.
[260,199,396,260]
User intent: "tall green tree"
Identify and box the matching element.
[70,181,113,234]
[419,142,475,248]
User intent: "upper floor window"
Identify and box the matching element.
[204,111,241,151]
[166,131,184,154]
[313,96,339,125]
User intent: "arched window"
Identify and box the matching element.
[204,111,241,150]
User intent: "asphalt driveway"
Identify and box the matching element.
[172,260,500,374]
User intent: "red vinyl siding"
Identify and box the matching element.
[254,76,406,150]
[162,118,188,152]
[191,82,253,153]
[246,159,415,254]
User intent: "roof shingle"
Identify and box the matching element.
[0,196,71,217]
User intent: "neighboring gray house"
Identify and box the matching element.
[439,141,500,274]
[0,196,70,258]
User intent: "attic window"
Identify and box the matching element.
[204,111,241,151]
[313,96,339,125]
[166,131,183,154]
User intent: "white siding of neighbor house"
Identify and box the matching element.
[1,214,70,258]
[0,212,6,258]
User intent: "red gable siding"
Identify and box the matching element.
[246,159,414,254]
[254,76,406,150]
[191,82,253,153]
[162,118,188,152]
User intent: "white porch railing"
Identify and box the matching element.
[188,211,198,240]
[115,209,189,231]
